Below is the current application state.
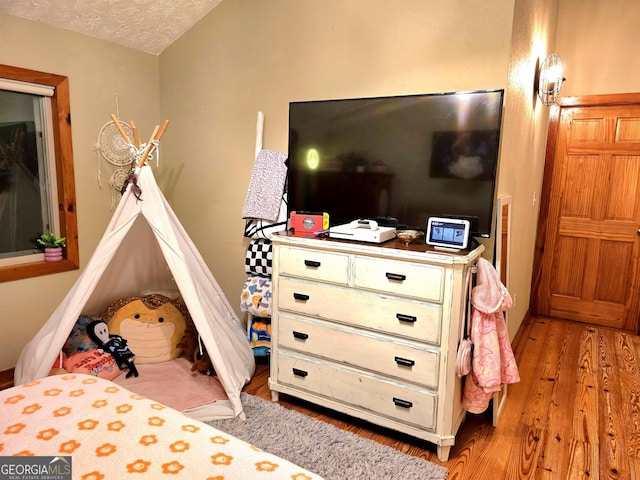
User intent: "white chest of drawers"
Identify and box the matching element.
[267,233,484,461]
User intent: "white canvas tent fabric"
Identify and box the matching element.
[15,165,256,420]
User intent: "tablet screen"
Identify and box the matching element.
[426,217,471,250]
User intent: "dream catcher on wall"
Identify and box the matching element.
[96,111,137,209]
[96,105,166,208]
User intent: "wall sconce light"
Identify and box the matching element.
[537,54,565,106]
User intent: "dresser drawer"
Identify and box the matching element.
[353,256,445,302]
[278,315,440,388]
[277,277,442,344]
[277,351,436,431]
[278,246,349,284]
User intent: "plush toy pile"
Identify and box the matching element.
[53,293,214,380]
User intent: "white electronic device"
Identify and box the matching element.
[426,217,471,251]
[329,219,396,243]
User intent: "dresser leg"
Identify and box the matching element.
[270,390,279,402]
[437,445,451,462]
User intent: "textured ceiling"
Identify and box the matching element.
[0,0,223,55]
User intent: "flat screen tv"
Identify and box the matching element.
[286,89,505,238]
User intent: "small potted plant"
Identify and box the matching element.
[37,232,66,262]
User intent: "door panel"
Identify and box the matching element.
[535,96,640,332]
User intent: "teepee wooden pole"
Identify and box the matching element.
[106,115,169,168]
[147,125,160,146]
[130,120,141,149]
[155,120,170,142]
[137,125,160,167]
[110,114,132,144]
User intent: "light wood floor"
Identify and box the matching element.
[242,316,640,479]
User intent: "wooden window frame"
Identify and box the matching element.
[0,64,79,282]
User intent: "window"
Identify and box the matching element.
[0,64,79,282]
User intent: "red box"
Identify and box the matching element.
[289,211,329,234]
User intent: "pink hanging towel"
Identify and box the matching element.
[462,257,520,414]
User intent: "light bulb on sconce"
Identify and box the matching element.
[537,54,566,106]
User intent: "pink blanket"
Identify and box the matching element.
[112,357,226,411]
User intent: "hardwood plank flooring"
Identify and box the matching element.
[242,316,640,479]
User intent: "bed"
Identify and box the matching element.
[0,373,324,480]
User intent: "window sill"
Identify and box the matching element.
[0,258,79,283]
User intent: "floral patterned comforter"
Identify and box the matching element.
[0,373,323,480]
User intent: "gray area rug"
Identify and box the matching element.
[208,392,448,480]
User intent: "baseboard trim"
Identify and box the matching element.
[0,368,14,390]
[511,309,534,355]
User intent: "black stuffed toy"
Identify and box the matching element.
[87,320,139,378]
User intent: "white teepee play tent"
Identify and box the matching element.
[15,120,255,420]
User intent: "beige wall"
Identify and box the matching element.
[497,0,559,338]
[556,0,640,97]
[0,14,160,370]
[159,0,515,329]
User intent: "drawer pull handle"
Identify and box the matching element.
[304,260,321,268]
[393,397,413,409]
[394,356,415,367]
[386,272,407,282]
[293,331,309,340]
[293,368,308,377]
[396,313,417,323]
[293,293,310,301]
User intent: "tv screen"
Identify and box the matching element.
[287,89,504,238]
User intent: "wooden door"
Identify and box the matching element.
[534,94,640,332]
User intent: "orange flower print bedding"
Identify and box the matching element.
[0,374,323,480]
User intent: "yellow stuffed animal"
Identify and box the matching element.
[103,294,189,365]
